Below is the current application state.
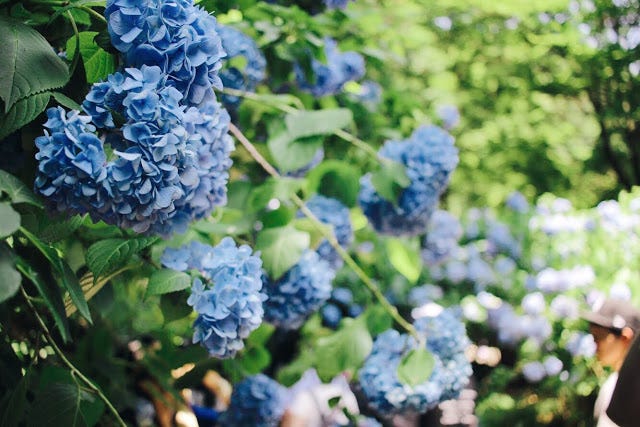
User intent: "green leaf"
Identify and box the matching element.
[267,128,324,173]
[370,160,410,205]
[239,346,271,375]
[0,170,42,207]
[28,382,100,427]
[66,32,116,84]
[284,108,353,139]
[397,348,435,387]
[85,237,158,282]
[0,91,51,140]
[20,227,91,323]
[145,269,191,297]
[0,16,69,112]
[15,255,71,342]
[51,92,81,110]
[0,203,20,238]
[292,217,333,249]
[38,214,85,243]
[385,238,422,283]
[307,160,361,207]
[363,305,393,336]
[255,225,310,280]
[315,317,373,381]
[0,246,20,303]
[247,177,304,212]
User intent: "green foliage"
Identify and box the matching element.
[0,203,20,238]
[145,269,191,297]
[85,237,158,282]
[0,170,42,207]
[370,160,410,205]
[255,224,310,279]
[28,382,103,427]
[0,15,68,112]
[314,316,372,381]
[397,347,435,387]
[385,237,422,283]
[66,32,116,84]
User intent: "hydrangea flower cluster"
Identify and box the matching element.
[105,0,225,106]
[485,299,552,347]
[263,250,335,329]
[219,374,291,427]
[506,191,530,213]
[35,0,233,237]
[522,356,564,383]
[296,38,365,97]
[359,310,472,416]
[321,287,364,329]
[300,195,353,269]
[565,331,596,358]
[436,105,460,130]
[532,265,595,293]
[216,24,266,109]
[421,210,462,266]
[324,0,354,9]
[161,238,265,358]
[359,125,459,236]
[351,80,382,110]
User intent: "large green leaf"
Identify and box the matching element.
[307,160,361,207]
[0,245,20,303]
[0,203,20,238]
[255,225,309,280]
[315,317,373,381]
[66,32,116,84]
[16,256,71,342]
[267,128,324,173]
[20,227,91,323]
[284,108,353,139]
[37,214,85,243]
[85,237,158,282]
[145,269,191,297]
[385,237,422,283]
[0,91,51,140]
[27,382,100,427]
[0,170,42,207]
[370,160,410,205]
[397,348,436,387]
[0,16,68,112]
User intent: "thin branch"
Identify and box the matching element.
[21,287,127,427]
[228,123,419,339]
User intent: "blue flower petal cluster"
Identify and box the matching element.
[219,374,291,427]
[37,65,233,236]
[359,125,458,236]
[161,237,265,358]
[421,210,462,266]
[299,195,353,269]
[37,0,233,237]
[436,105,460,130]
[359,310,472,416]
[35,108,107,215]
[105,0,225,106]
[296,38,365,97]
[263,250,335,329]
[216,24,266,109]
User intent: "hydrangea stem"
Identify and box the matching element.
[228,123,419,339]
[21,287,127,427]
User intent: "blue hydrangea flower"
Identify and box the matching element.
[543,355,563,376]
[436,105,460,130]
[359,125,458,236]
[506,191,529,213]
[105,0,225,106]
[421,210,462,266]
[34,107,108,215]
[296,38,365,97]
[219,374,291,427]
[263,250,335,329]
[38,65,233,237]
[161,237,265,358]
[565,332,596,358]
[414,308,471,361]
[521,292,546,316]
[549,295,579,319]
[351,80,382,110]
[358,330,444,415]
[360,310,472,416]
[299,195,353,269]
[216,24,266,109]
